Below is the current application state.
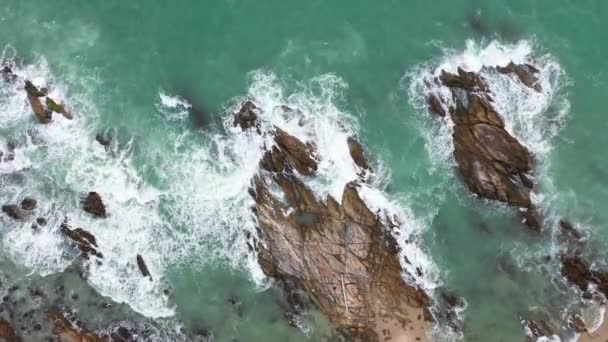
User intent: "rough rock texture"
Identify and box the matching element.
[496,62,542,92]
[83,192,107,218]
[48,308,108,342]
[522,319,556,342]
[233,100,259,130]
[560,255,608,298]
[246,106,431,339]
[60,221,103,259]
[347,137,370,172]
[0,320,20,342]
[430,66,541,231]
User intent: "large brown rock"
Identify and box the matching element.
[497,62,541,92]
[246,109,431,339]
[429,67,541,231]
[24,80,51,124]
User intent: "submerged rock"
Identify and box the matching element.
[83,192,107,218]
[243,103,433,339]
[522,319,556,341]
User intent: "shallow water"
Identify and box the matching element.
[0,1,607,341]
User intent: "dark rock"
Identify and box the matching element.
[497,62,542,92]
[110,326,134,342]
[233,100,258,130]
[24,81,51,124]
[561,255,608,298]
[136,254,152,279]
[523,207,542,232]
[347,137,370,171]
[24,80,47,97]
[559,219,581,240]
[2,205,26,220]
[20,197,37,211]
[83,192,107,218]
[60,221,103,259]
[427,94,446,117]
[36,217,47,226]
[440,67,489,92]
[47,307,107,342]
[95,134,111,148]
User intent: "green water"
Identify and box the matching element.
[1,1,608,341]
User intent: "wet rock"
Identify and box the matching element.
[497,62,541,92]
[347,137,370,171]
[428,65,542,231]
[136,254,152,279]
[233,100,258,130]
[561,255,608,298]
[110,326,134,342]
[568,314,587,333]
[522,319,556,341]
[2,205,26,220]
[559,219,581,241]
[36,217,47,226]
[439,67,489,92]
[60,221,103,259]
[24,80,51,124]
[427,94,446,117]
[20,197,37,211]
[273,128,317,176]
[45,97,73,120]
[83,192,107,218]
[95,134,111,148]
[0,320,20,342]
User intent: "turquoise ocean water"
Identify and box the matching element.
[0,1,608,341]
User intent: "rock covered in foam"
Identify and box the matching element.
[82,192,107,218]
[241,101,436,340]
[427,65,541,231]
[60,221,103,259]
[560,255,608,298]
[521,319,556,341]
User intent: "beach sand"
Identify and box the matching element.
[374,307,429,342]
[579,317,608,342]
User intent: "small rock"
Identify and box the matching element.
[45,97,73,120]
[82,192,106,218]
[36,217,47,226]
[233,100,258,130]
[2,205,26,220]
[95,134,111,148]
[136,254,152,279]
[20,197,37,211]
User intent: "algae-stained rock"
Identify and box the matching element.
[83,192,107,218]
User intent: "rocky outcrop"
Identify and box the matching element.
[347,137,370,172]
[497,62,541,92]
[24,80,73,123]
[60,221,103,259]
[233,100,259,130]
[20,197,37,211]
[560,255,608,298]
[427,66,541,231]
[244,103,433,340]
[83,192,107,218]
